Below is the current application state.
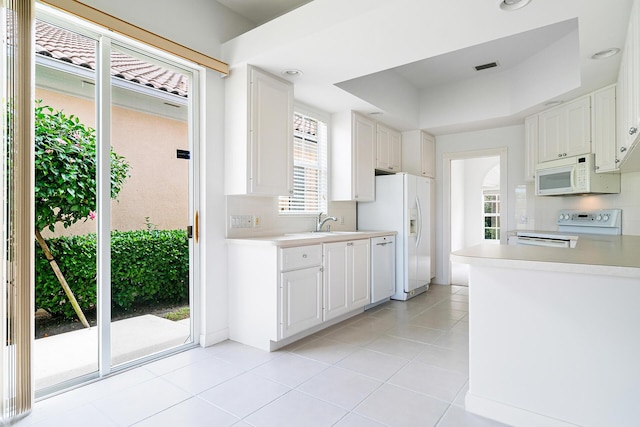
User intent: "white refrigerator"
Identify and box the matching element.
[357,173,433,301]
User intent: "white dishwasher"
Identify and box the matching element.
[368,235,396,309]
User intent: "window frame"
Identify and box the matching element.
[482,190,501,241]
[278,104,330,216]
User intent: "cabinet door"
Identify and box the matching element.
[565,96,591,157]
[281,267,323,338]
[421,132,435,178]
[618,45,633,162]
[348,240,370,309]
[538,108,563,162]
[524,115,538,182]
[376,124,391,171]
[593,86,619,173]
[323,242,349,321]
[376,124,402,172]
[249,68,293,195]
[353,113,376,201]
[389,129,402,171]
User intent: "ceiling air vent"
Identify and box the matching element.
[474,61,499,71]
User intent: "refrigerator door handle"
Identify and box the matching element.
[415,196,422,248]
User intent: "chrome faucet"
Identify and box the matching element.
[316,212,337,232]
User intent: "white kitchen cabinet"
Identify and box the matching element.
[524,115,538,182]
[401,130,435,178]
[281,266,323,338]
[420,132,436,178]
[616,0,640,172]
[376,123,402,172]
[323,239,370,321]
[228,242,322,351]
[593,85,619,173]
[538,96,591,163]
[331,111,375,201]
[225,64,293,196]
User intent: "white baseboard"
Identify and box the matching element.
[199,328,228,348]
[465,392,579,427]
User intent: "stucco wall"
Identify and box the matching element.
[36,88,189,237]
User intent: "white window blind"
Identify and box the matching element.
[279,112,328,214]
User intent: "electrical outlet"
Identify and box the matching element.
[253,215,261,227]
[230,215,253,228]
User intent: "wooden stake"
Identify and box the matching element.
[35,229,90,328]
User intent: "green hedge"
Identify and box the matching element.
[36,229,189,318]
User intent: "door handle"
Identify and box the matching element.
[194,211,199,243]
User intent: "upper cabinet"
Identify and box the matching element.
[538,96,591,163]
[225,64,293,196]
[593,85,618,173]
[402,130,435,178]
[420,132,436,178]
[376,123,402,173]
[616,0,640,172]
[331,111,376,202]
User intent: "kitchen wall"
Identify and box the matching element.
[80,0,255,346]
[226,196,357,238]
[533,171,640,235]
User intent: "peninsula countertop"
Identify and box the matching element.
[450,234,640,278]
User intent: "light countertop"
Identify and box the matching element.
[451,234,640,278]
[226,230,396,247]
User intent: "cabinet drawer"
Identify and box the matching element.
[281,245,322,271]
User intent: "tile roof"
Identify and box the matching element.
[35,20,189,97]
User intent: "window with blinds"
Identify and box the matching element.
[279,112,328,214]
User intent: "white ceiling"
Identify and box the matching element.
[217,0,312,26]
[221,0,634,134]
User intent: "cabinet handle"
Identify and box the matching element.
[563,153,567,157]
[595,166,599,170]
[620,146,627,153]
[629,127,638,135]
[558,154,562,158]
[347,242,354,246]
[615,159,621,164]
[302,254,307,258]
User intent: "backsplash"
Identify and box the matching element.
[533,171,640,235]
[226,195,357,238]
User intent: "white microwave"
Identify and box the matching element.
[535,154,620,196]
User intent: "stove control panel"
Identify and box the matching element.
[556,209,622,233]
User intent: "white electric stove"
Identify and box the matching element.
[512,209,621,248]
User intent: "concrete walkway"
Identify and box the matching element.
[34,314,190,390]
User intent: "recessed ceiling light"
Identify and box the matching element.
[499,0,532,11]
[281,69,302,77]
[591,48,620,60]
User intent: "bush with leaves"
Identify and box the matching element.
[34,102,129,233]
[35,229,189,318]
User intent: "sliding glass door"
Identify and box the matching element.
[33,6,198,395]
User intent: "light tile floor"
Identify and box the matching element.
[14,285,509,427]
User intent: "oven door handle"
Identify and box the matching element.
[516,237,571,248]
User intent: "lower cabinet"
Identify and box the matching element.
[228,238,371,351]
[323,239,370,321]
[281,266,323,338]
